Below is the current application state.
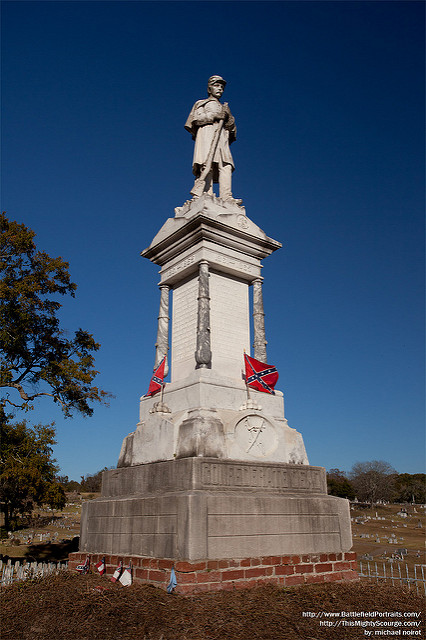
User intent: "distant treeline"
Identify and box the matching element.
[327,463,425,505]
[56,467,113,494]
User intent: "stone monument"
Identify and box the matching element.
[71,77,356,593]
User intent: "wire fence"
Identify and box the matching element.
[0,559,68,586]
[359,560,426,595]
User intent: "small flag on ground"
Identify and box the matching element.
[119,563,132,587]
[76,556,90,574]
[145,355,166,397]
[111,561,123,583]
[167,567,177,593]
[244,353,279,395]
[95,557,106,576]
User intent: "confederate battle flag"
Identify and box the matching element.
[145,355,166,397]
[244,353,279,395]
[95,557,106,576]
[76,556,90,574]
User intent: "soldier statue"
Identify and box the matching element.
[185,75,238,202]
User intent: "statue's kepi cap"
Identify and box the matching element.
[208,75,226,86]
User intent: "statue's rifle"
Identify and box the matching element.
[190,104,227,198]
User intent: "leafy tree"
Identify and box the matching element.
[0,408,66,531]
[327,468,355,499]
[0,212,110,417]
[349,460,397,505]
[393,473,426,504]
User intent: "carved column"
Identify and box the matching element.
[155,284,169,375]
[195,261,212,369]
[252,278,267,362]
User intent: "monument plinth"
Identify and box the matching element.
[71,76,356,593]
[117,195,307,467]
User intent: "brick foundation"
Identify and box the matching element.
[68,552,358,595]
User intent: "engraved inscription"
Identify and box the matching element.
[163,254,196,280]
[210,251,256,275]
[278,470,289,488]
[311,470,322,490]
[200,462,324,492]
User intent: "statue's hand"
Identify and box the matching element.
[213,106,228,121]
[223,103,235,130]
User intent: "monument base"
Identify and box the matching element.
[78,458,353,565]
[68,551,358,595]
[119,371,309,467]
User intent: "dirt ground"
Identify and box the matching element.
[0,496,93,561]
[350,503,425,571]
[1,572,424,640]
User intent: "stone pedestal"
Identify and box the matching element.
[75,195,355,591]
[118,370,307,467]
[79,458,351,561]
[118,196,308,467]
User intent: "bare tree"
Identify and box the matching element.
[349,460,397,505]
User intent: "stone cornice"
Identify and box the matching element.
[141,211,282,267]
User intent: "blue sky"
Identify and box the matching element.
[2,1,424,480]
